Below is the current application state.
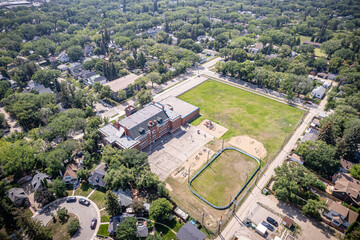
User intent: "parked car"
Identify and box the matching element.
[66,197,76,203]
[266,217,278,227]
[79,198,90,206]
[91,218,97,229]
[262,221,274,232]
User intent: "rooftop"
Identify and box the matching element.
[159,96,199,120]
[176,222,206,240]
[104,73,140,92]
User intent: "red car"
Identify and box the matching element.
[90,218,97,229]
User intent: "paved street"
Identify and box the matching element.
[34,196,100,240]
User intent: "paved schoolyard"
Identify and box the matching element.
[146,125,214,180]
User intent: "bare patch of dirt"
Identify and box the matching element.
[228,135,267,159]
[196,119,228,138]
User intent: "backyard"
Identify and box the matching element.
[178,79,305,161]
[190,149,259,207]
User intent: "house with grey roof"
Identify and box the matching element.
[311,86,326,99]
[7,188,28,206]
[98,97,199,150]
[108,213,135,236]
[176,222,206,240]
[31,173,51,191]
[88,170,106,188]
[113,189,133,207]
[57,52,69,63]
[27,80,53,94]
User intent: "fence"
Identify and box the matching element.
[189,147,261,210]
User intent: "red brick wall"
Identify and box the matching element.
[170,117,182,131]
[182,108,200,125]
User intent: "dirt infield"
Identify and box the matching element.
[228,135,267,159]
[196,119,228,138]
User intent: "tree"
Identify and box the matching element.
[32,69,60,88]
[34,187,55,206]
[149,198,172,223]
[57,207,68,222]
[136,89,152,108]
[16,211,52,240]
[67,46,84,62]
[105,190,122,216]
[126,56,136,69]
[296,141,339,177]
[116,217,137,240]
[138,52,146,69]
[302,199,325,219]
[350,164,360,180]
[100,85,112,99]
[320,39,342,57]
[146,233,165,240]
[51,178,67,198]
[76,168,90,181]
[338,124,360,160]
[67,219,79,236]
[147,72,161,88]
[317,122,336,145]
[131,199,145,213]
[0,196,17,233]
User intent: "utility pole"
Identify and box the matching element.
[202,212,205,226]
[218,216,222,235]
[207,150,210,163]
[188,167,190,183]
[222,139,224,149]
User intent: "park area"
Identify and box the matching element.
[190,149,259,207]
[164,79,305,232]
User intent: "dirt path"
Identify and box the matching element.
[0,107,25,136]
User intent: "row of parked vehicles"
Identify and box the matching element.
[65,197,97,229]
[262,217,278,232]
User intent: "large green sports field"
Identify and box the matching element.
[179,79,305,161]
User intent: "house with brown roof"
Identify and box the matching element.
[339,159,354,173]
[63,163,79,185]
[104,73,140,99]
[332,172,360,206]
[303,41,322,48]
[322,200,359,230]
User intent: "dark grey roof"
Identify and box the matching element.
[119,104,169,139]
[88,170,106,188]
[94,75,106,82]
[108,213,135,235]
[137,225,149,238]
[113,189,133,207]
[31,173,51,191]
[176,222,206,240]
[7,188,28,204]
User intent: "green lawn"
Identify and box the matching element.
[315,48,327,57]
[299,35,311,43]
[47,213,78,240]
[179,80,305,161]
[97,224,109,237]
[100,212,111,222]
[74,182,93,197]
[154,219,183,240]
[89,190,107,209]
[191,149,259,207]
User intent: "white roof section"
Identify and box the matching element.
[104,73,140,92]
[256,224,267,234]
[159,96,199,119]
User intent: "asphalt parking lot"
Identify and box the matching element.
[34,196,100,240]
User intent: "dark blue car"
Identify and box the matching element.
[262,221,274,232]
[267,217,279,227]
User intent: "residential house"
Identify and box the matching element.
[323,81,332,89]
[310,118,321,129]
[339,159,354,173]
[197,53,207,64]
[332,172,360,206]
[7,188,28,206]
[322,200,359,230]
[86,74,107,85]
[113,189,133,207]
[6,79,18,89]
[104,73,140,98]
[301,127,318,143]
[108,213,135,236]
[136,221,149,238]
[27,80,53,94]
[63,163,79,185]
[249,42,264,54]
[57,52,69,63]
[48,56,58,66]
[176,222,206,240]
[311,86,326,99]
[98,97,199,151]
[282,216,293,228]
[88,170,106,188]
[288,153,304,165]
[303,41,322,48]
[84,45,94,57]
[174,207,189,221]
[146,26,162,36]
[31,173,51,191]
[328,73,338,80]
[317,72,328,79]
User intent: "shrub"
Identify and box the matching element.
[67,219,79,236]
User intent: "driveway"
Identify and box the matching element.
[34,196,100,240]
